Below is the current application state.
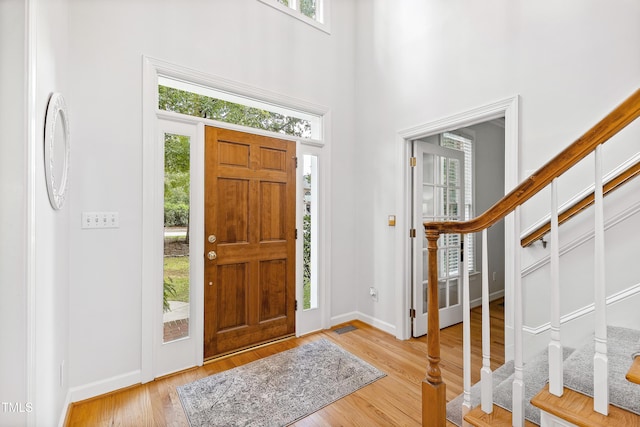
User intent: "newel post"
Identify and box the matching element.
[422,229,446,427]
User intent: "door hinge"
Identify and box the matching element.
[294,156,298,168]
[409,228,417,238]
[409,308,416,318]
[410,157,417,167]
[295,228,298,239]
[295,300,298,311]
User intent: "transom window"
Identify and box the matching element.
[258,0,330,33]
[158,76,322,140]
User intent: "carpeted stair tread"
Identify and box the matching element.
[445,360,514,426]
[446,347,574,426]
[562,326,640,416]
[492,346,575,425]
[448,326,640,426]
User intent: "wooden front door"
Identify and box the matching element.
[204,126,296,359]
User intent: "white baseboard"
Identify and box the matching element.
[356,312,396,336]
[68,370,141,404]
[330,311,359,328]
[58,390,72,427]
[470,289,505,309]
[330,311,396,336]
[523,281,640,335]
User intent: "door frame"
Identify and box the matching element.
[141,56,332,382]
[395,96,519,361]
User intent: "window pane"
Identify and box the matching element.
[163,133,190,343]
[423,153,434,184]
[303,155,318,310]
[449,278,459,306]
[158,85,313,139]
[422,185,434,216]
[438,280,447,308]
[300,0,317,19]
[422,280,428,314]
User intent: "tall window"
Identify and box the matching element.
[163,132,191,342]
[440,132,475,273]
[302,155,318,310]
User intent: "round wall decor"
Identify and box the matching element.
[44,92,70,210]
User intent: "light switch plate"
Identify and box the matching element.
[82,212,119,229]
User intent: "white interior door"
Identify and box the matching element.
[412,140,465,337]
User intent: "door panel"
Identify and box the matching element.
[260,182,287,241]
[412,141,465,337]
[204,126,296,359]
[216,263,248,331]
[259,260,288,321]
[217,178,249,243]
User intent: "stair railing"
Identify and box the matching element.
[421,88,640,427]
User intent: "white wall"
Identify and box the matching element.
[23,0,637,410]
[469,121,506,301]
[67,0,357,395]
[353,0,640,336]
[33,0,71,424]
[0,1,28,426]
[0,0,71,424]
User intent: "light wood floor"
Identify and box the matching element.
[66,299,504,426]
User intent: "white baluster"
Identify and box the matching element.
[462,233,472,424]
[593,145,609,415]
[480,229,493,413]
[549,179,564,396]
[512,206,524,427]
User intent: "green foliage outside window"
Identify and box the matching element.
[159,85,311,138]
[164,133,190,227]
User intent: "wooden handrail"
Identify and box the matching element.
[423,89,640,236]
[521,159,640,247]
[421,89,640,427]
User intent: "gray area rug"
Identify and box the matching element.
[177,339,386,427]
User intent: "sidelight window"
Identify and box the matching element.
[163,132,191,343]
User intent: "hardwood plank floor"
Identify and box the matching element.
[67,299,504,426]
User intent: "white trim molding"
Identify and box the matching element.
[522,199,640,277]
[395,95,520,341]
[25,0,37,425]
[520,152,640,242]
[257,0,331,34]
[330,311,397,336]
[68,370,141,404]
[141,56,333,383]
[523,282,640,335]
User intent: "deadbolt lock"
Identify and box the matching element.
[207,251,217,260]
[208,234,217,243]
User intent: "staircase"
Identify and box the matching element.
[420,89,640,427]
[447,327,640,426]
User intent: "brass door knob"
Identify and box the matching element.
[207,251,217,260]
